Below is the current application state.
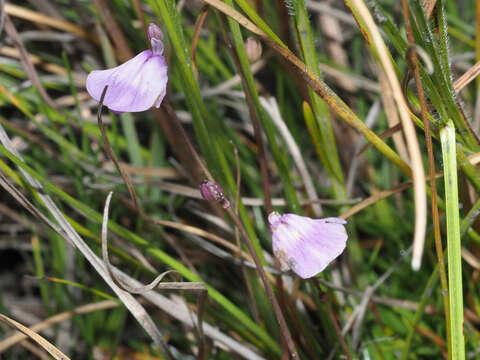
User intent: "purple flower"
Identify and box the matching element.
[86,23,168,113]
[268,212,348,279]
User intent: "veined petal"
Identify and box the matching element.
[269,213,348,279]
[86,50,168,113]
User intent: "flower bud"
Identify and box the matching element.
[148,23,164,55]
[199,180,230,209]
[245,36,262,63]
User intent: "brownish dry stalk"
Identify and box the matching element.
[91,0,134,62]
[191,5,210,79]
[3,14,57,109]
[232,140,261,323]
[131,0,148,40]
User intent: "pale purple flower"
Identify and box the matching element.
[86,23,168,113]
[268,212,348,279]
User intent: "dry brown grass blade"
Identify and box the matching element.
[231,140,260,323]
[0,313,70,359]
[4,14,57,109]
[0,171,66,239]
[191,5,210,79]
[333,149,480,221]
[0,46,69,76]
[340,180,413,219]
[454,60,480,93]
[461,247,480,271]
[422,0,437,17]
[132,0,147,39]
[357,123,403,156]
[350,0,427,271]
[0,300,118,352]
[378,68,410,162]
[414,324,447,356]
[107,162,182,179]
[5,3,97,43]
[91,0,134,61]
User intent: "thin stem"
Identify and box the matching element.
[191,5,210,79]
[232,141,261,323]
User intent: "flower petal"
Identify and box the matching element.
[86,50,168,113]
[270,213,347,279]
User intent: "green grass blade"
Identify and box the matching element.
[292,0,344,185]
[233,0,286,48]
[440,120,465,360]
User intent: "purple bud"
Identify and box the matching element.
[148,23,164,55]
[199,180,231,209]
[268,212,348,279]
